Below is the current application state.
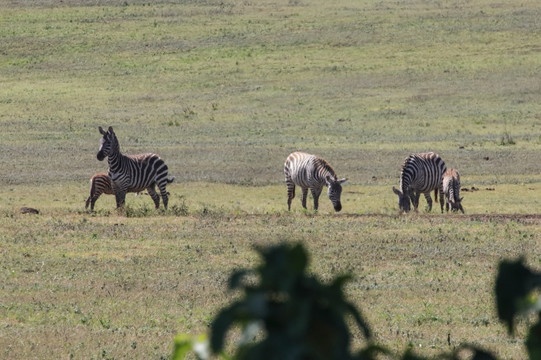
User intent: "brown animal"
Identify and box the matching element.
[85,172,114,211]
[85,172,169,211]
[442,169,464,213]
[20,207,39,215]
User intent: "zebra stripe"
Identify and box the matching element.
[85,172,114,211]
[443,168,464,213]
[284,151,346,212]
[97,126,174,209]
[392,152,446,213]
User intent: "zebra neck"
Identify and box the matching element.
[317,168,335,182]
[313,158,336,182]
[449,187,457,201]
[399,176,409,193]
[107,148,126,174]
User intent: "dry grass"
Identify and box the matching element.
[2,205,540,359]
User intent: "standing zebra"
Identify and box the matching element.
[85,172,146,211]
[284,151,347,212]
[392,152,446,213]
[85,172,114,211]
[443,169,464,213]
[96,126,174,209]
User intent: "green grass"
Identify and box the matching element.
[1,0,541,359]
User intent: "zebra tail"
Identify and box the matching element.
[434,188,438,202]
[167,177,175,184]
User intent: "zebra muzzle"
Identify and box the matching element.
[97,151,105,161]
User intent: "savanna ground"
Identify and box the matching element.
[1,0,541,359]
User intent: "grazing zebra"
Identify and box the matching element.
[392,152,447,213]
[443,169,464,213]
[284,151,347,212]
[96,126,174,209]
[85,172,114,211]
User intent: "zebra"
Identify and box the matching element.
[392,152,446,213]
[284,151,347,212]
[85,172,114,211]
[96,126,174,209]
[85,172,170,211]
[443,168,464,213]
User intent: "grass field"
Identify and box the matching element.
[1,0,541,359]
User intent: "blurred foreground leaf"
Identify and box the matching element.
[210,242,372,360]
[495,258,541,334]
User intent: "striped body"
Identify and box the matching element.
[284,151,346,212]
[85,172,114,211]
[97,126,174,209]
[392,152,446,213]
[443,169,464,213]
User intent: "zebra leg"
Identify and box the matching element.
[114,191,127,209]
[86,181,100,210]
[161,190,169,209]
[87,190,103,211]
[158,182,169,209]
[411,191,420,212]
[301,188,308,209]
[311,187,322,211]
[423,192,433,212]
[147,186,161,209]
[439,189,445,213]
[287,185,295,211]
[90,195,101,211]
[285,177,295,211]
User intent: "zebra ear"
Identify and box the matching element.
[392,186,402,196]
[108,126,114,134]
[338,178,347,184]
[99,126,106,135]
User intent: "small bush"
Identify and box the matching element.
[169,197,189,216]
[124,204,153,218]
[500,132,516,146]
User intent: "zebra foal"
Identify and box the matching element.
[443,169,464,213]
[284,151,346,212]
[392,152,446,213]
[85,172,146,211]
[85,172,114,211]
[97,126,174,209]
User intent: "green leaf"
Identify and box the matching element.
[210,303,240,354]
[345,302,372,340]
[288,243,308,274]
[397,348,428,360]
[495,258,541,334]
[355,343,390,360]
[526,316,541,360]
[172,334,194,360]
[229,269,251,290]
[469,347,498,360]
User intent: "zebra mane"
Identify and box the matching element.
[401,154,418,169]
[314,157,337,179]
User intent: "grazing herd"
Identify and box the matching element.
[87,126,463,214]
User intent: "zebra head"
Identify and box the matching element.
[449,196,465,213]
[97,126,116,161]
[326,176,347,212]
[392,186,411,213]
